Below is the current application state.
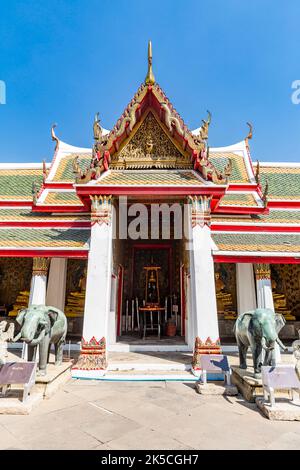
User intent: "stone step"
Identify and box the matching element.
[94,370,198,382]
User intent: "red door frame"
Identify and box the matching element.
[116,265,124,337]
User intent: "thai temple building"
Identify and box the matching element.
[0,43,299,378]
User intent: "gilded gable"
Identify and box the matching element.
[110,112,192,169]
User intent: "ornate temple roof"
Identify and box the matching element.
[212,232,300,255]
[0,164,44,203]
[0,42,299,259]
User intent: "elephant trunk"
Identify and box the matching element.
[261,336,275,351]
[29,328,46,346]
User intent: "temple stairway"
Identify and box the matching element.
[104,351,197,382]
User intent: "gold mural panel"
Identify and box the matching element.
[214,263,237,319]
[271,264,300,319]
[111,112,191,169]
[0,258,32,308]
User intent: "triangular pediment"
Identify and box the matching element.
[110,111,192,169]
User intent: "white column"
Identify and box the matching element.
[24,258,49,361]
[255,263,281,363]
[255,264,275,310]
[46,258,67,310]
[29,258,49,305]
[236,263,257,314]
[187,196,221,376]
[72,196,114,378]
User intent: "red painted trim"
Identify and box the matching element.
[268,200,300,209]
[0,201,32,207]
[117,265,124,336]
[214,255,300,264]
[227,183,260,192]
[76,185,226,197]
[180,264,186,337]
[0,221,91,228]
[43,182,74,190]
[31,204,86,213]
[0,249,88,258]
[214,206,268,215]
[211,224,300,233]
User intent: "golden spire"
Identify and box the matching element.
[145,40,155,85]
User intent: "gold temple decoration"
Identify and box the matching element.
[262,179,269,208]
[111,112,191,169]
[65,267,87,318]
[197,110,211,143]
[32,180,40,205]
[255,160,261,185]
[8,291,30,317]
[93,112,103,142]
[32,257,50,277]
[145,40,155,86]
[144,266,161,306]
[245,122,253,153]
[75,337,107,370]
[42,159,49,183]
[215,272,236,320]
[255,263,271,280]
[271,278,296,321]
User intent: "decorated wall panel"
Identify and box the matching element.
[0,257,32,308]
[271,264,300,318]
[214,263,237,319]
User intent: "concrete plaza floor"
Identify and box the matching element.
[1,376,300,450]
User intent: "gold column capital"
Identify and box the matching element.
[32,257,50,276]
[254,263,271,280]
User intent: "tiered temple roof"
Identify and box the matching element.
[0,43,299,261]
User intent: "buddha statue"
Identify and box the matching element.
[8,290,30,317]
[64,267,87,317]
[215,272,236,320]
[272,278,295,321]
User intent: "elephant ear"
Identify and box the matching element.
[48,307,60,325]
[233,311,253,334]
[275,313,286,333]
[16,308,27,326]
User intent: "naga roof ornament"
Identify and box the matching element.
[192,111,232,184]
[73,113,111,184]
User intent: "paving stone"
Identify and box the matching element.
[107,426,194,450]
[266,432,300,450]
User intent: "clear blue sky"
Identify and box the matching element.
[0,0,300,163]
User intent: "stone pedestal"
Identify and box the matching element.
[256,397,300,421]
[232,366,292,403]
[0,359,72,414]
[196,382,238,396]
[33,360,73,398]
[0,393,42,415]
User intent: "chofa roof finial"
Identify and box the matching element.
[51,123,59,150]
[145,40,155,86]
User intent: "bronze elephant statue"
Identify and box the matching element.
[13,305,67,375]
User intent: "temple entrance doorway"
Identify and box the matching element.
[116,242,185,345]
